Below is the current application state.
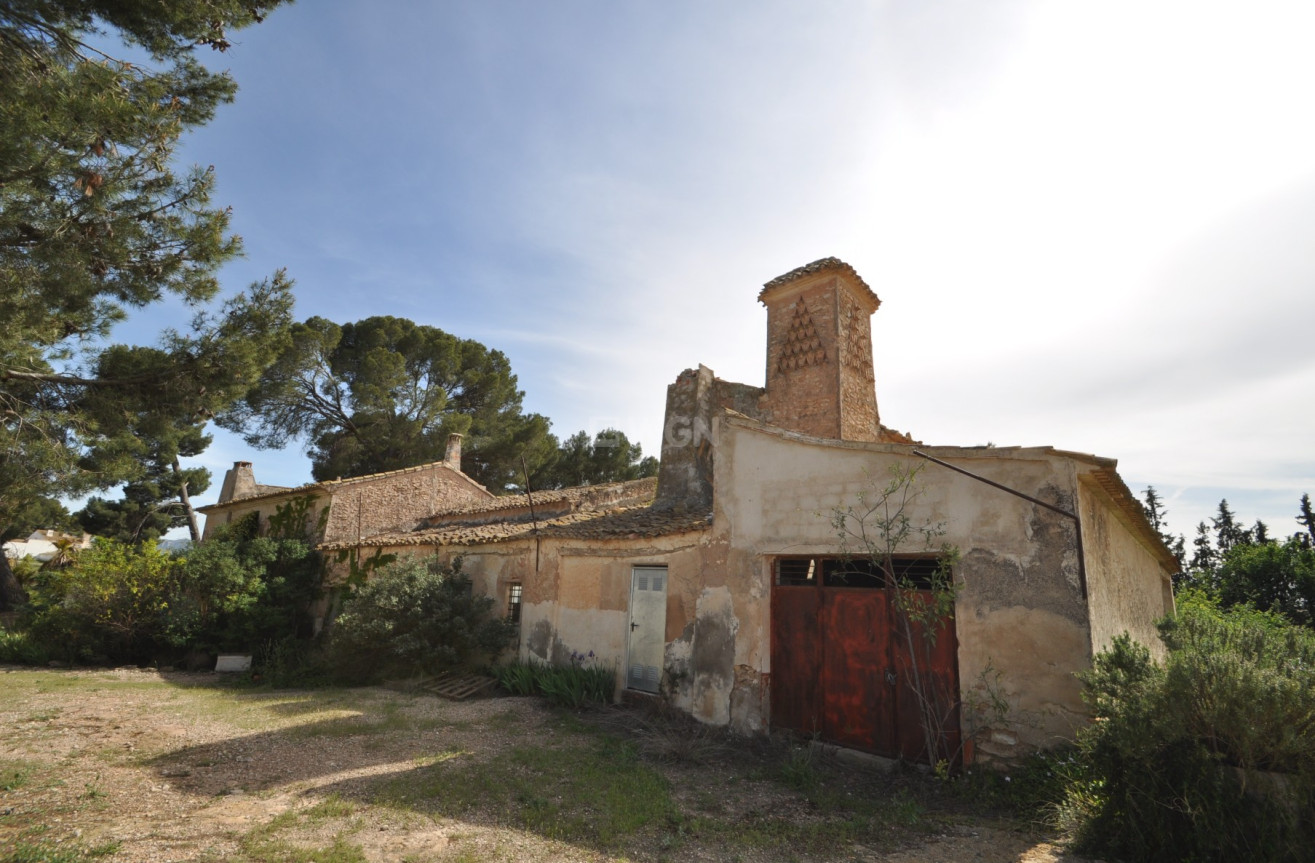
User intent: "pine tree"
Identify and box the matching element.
[1253,519,1271,545]
[221,316,558,493]
[0,1,292,609]
[1298,493,1315,546]
[1190,521,1218,580]
[1141,486,1186,570]
[1211,499,1250,554]
[1142,486,1168,533]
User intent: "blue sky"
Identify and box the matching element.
[123,1,1315,544]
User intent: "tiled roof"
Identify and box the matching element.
[322,502,710,550]
[420,477,657,521]
[197,459,490,512]
[1085,466,1181,574]
[540,506,712,540]
[759,257,880,307]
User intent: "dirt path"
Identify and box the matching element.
[0,666,1095,862]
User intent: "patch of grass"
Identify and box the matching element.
[778,743,821,792]
[232,835,367,863]
[382,733,675,847]
[413,749,467,768]
[303,795,357,821]
[946,747,1075,826]
[0,829,119,863]
[1,758,36,792]
[493,658,616,709]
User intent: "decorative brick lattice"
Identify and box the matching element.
[777,300,827,373]
[841,294,874,380]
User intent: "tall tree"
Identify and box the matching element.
[1141,485,1186,570]
[76,416,211,544]
[221,316,557,493]
[0,1,292,608]
[1298,493,1315,547]
[1189,521,1217,579]
[1210,499,1250,555]
[535,428,659,490]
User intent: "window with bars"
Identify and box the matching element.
[774,556,946,589]
[507,582,523,624]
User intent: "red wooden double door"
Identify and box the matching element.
[770,573,961,764]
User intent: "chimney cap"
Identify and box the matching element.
[759,257,879,309]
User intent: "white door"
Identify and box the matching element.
[626,566,668,693]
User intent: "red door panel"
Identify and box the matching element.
[891,593,961,764]
[771,579,959,766]
[770,586,822,736]
[821,589,895,756]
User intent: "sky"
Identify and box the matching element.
[117,0,1315,544]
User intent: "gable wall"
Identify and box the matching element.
[321,464,491,545]
[714,418,1097,756]
[199,493,329,542]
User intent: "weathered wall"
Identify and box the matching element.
[199,493,329,542]
[321,464,490,545]
[655,366,765,510]
[714,415,1098,755]
[1078,476,1175,658]
[388,532,713,700]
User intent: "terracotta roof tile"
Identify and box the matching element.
[197,459,490,512]
[758,257,879,307]
[421,477,657,521]
[321,501,710,550]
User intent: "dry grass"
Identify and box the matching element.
[0,666,1087,863]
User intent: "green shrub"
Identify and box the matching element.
[253,636,331,688]
[175,511,325,653]
[493,654,617,708]
[7,509,325,667]
[1063,597,1315,862]
[326,556,514,683]
[0,628,49,665]
[494,660,537,696]
[22,540,184,664]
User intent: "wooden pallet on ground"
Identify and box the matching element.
[415,671,498,700]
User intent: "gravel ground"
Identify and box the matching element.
[0,666,1098,862]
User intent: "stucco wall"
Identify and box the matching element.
[1078,476,1175,658]
[715,416,1097,755]
[389,534,713,701]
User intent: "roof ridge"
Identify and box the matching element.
[758,257,878,306]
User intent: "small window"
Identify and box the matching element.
[774,555,949,590]
[776,558,816,586]
[507,582,523,624]
[888,557,946,590]
[822,557,885,589]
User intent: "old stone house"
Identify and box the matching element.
[297,257,1176,765]
[197,434,492,551]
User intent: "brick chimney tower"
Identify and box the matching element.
[758,257,881,442]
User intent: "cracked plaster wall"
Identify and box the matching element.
[714,417,1111,755]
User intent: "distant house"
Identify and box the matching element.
[297,257,1177,765]
[2,529,93,563]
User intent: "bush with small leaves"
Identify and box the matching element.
[1063,594,1315,862]
[327,556,514,683]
